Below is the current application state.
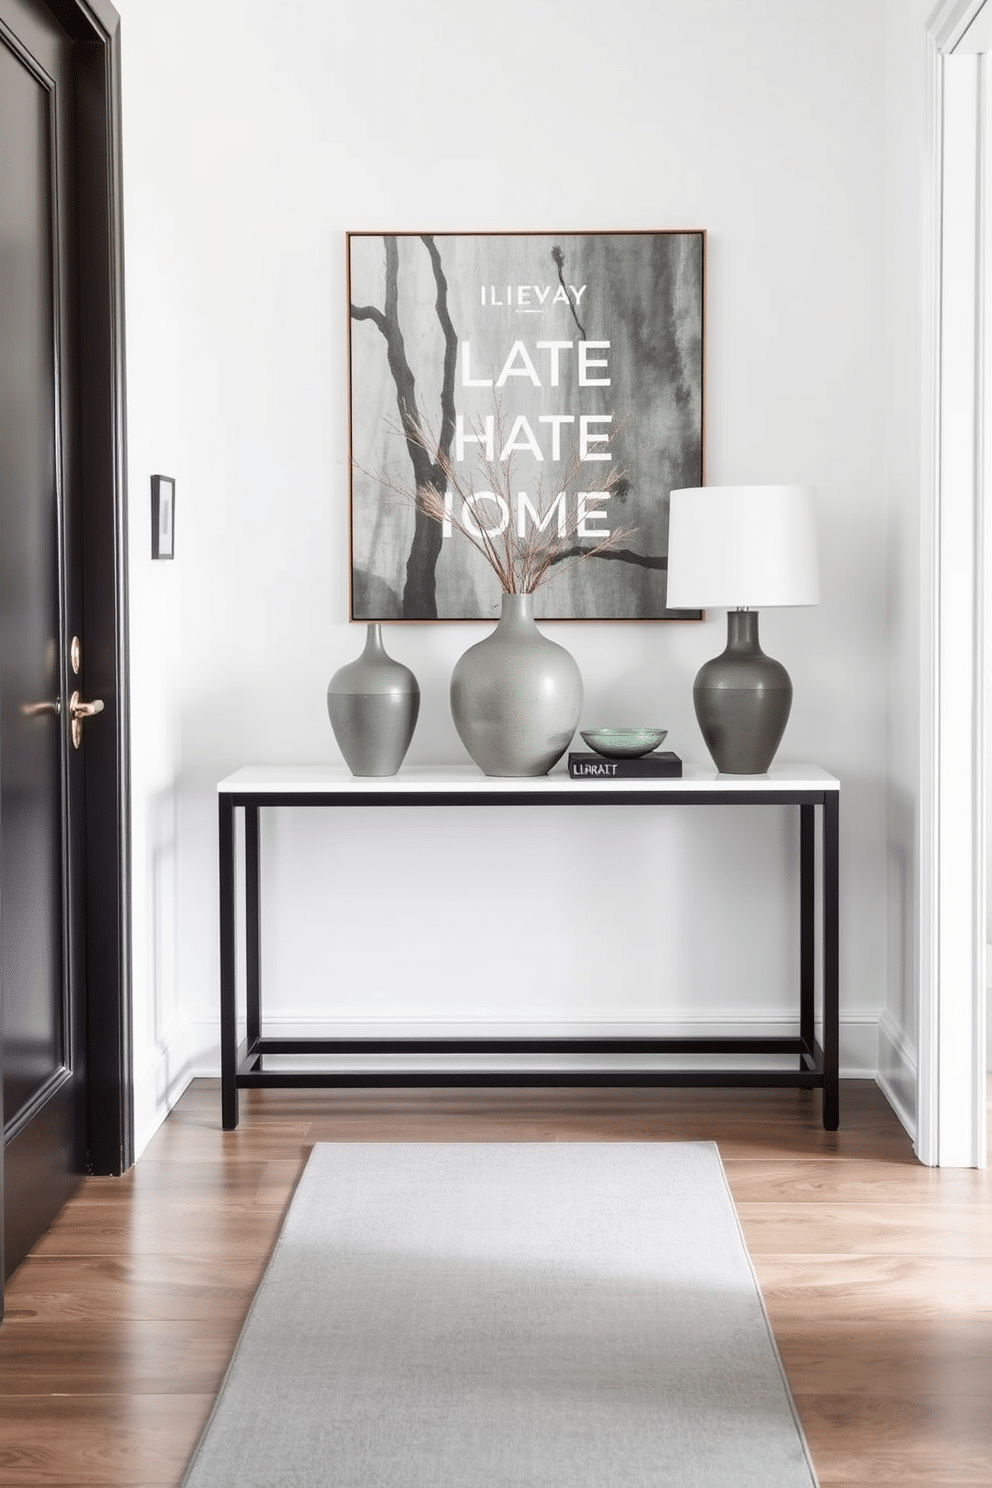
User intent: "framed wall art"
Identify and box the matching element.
[347,230,704,621]
[151,474,175,560]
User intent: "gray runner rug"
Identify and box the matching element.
[182,1142,818,1487]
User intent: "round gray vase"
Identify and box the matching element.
[327,624,420,776]
[450,592,582,777]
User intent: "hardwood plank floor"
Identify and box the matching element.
[0,1078,989,1485]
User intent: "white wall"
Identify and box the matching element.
[119,38,188,1152]
[118,0,920,1152]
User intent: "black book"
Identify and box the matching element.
[567,751,683,780]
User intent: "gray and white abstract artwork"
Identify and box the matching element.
[348,231,704,621]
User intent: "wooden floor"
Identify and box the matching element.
[0,1079,990,1486]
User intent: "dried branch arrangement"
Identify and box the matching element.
[364,402,636,595]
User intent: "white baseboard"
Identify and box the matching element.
[876,1009,918,1144]
[134,1012,913,1156]
[184,1011,882,1082]
[132,1024,198,1160]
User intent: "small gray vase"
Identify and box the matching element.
[327,624,420,776]
[450,592,582,777]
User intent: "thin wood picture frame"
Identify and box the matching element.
[347,230,705,622]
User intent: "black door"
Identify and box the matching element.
[0,0,131,1303]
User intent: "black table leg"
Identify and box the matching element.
[219,794,239,1130]
[799,804,815,1068]
[245,805,261,1058]
[822,791,840,1130]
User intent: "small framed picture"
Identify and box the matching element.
[151,474,175,559]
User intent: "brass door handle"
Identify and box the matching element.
[19,699,61,718]
[69,689,105,749]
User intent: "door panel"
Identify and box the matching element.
[1,0,86,1280]
[0,33,65,1123]
[0,0,130,1311]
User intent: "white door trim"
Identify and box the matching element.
[919,0,989,1166]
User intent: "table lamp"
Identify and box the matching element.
[666,485,820,774]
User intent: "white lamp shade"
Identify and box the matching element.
[666,484,820,609]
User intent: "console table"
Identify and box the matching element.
[218,763,839,1130]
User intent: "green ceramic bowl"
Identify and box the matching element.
[580,728,668,759]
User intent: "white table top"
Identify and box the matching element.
[218,763,839,795]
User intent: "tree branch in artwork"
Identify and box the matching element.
[551,245,588,340]
[350,234,459,619]
[546,545,667,572]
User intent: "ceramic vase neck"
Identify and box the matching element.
[725,609,763,655]
[362,623,386,657]
[498,591,537,631]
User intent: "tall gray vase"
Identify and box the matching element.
[693,609,791,774]
[327,624,420,776]
[450,592,582,777]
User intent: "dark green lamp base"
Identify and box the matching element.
[693,610,792,775]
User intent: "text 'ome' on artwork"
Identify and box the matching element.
[347,231,704,622]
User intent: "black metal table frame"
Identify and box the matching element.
[219,782,839,1130]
